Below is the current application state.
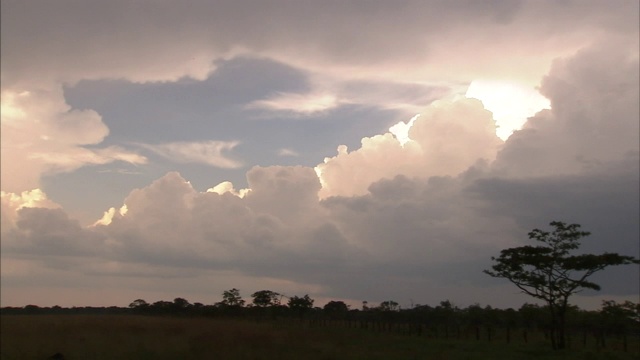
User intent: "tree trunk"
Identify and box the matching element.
[548,303,568,350]
[556,307,567,349]
[549,318,558,350]
[555,323,565,349]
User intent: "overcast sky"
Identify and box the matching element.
[1,0,638,310]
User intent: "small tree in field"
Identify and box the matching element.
[484,221,638,350]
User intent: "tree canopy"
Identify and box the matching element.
[288,295,314,310]
[220,288,245,307]
[251,290,281,307]
[484,221,638,349]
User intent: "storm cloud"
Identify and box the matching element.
[1,1,637,309]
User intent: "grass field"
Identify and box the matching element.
[1,315,638,360]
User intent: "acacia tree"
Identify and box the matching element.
[484,221,638,350]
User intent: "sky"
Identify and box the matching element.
[1,0,638,310]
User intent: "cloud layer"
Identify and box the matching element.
[2,0,637,192]
[2,34,638,308]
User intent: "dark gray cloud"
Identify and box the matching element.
[494,37,639,177]
[3,0,636,87]
[4,207,106,257]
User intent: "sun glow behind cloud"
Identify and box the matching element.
[465,80,550,140]
[0,91,29,119]
[389,114,420,146]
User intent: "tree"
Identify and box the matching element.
[129,299,149,314]
[323,300,349,313]
[433,300,458,330]
[151,300,173,314]
[220,288,245,307]
[129,299,149,309]
[288,295,314,310]
[378,300,400,312]
[600,300,640,335]
[173,297,191,309]
[484,221,638,350]
[251,290,280,307]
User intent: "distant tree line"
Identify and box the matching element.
[3,292,638,348]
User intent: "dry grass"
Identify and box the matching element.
[1,315,638,360]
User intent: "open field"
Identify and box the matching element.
[1,315,638,360]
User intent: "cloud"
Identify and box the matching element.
[1,189,61,233]
[249,92,340,115]
[493,35,639,178]
[315,97,502,198]
[140,140,242,168]
[29,146,147,170]
[248,77,451,118]
[465,80,551,140]
[0,88,147,192]
[2,1,635,191]
[4,208,107,257]
[1,3,638,308]
[277,148,300,157]
[206,181,250,198]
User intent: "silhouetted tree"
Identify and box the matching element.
[251,290,280,307]
[484,221,639,350]
[23,305,41,314]
[465,304,487,328]
[518,303,546,330]
[173,297,191,311]
[151,300,173,314]
[129,299,149,309]
[323,300,349,313]
[288,295,314,310]
[220,288,246,307]
[433,300,459,334]
[378,300,400,312]
[129,299,150,314]
[600,300,640,335]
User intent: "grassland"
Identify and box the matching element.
[1,315,638,360]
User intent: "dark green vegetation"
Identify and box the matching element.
[485,221,639,350]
